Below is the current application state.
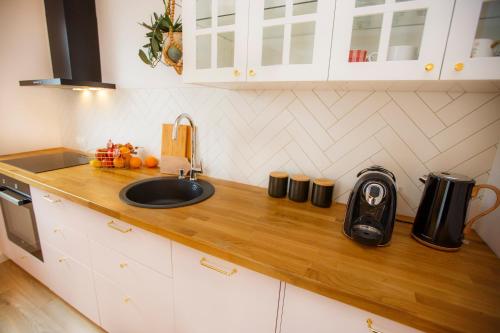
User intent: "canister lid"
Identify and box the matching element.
[432,172,474,183]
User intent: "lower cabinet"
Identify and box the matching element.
[172,242,281,333]
[279,284,422,333]
[43,243,100,324]
[90,240,174,333]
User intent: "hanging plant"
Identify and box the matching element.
[138,0,183,74]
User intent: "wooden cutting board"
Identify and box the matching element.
[161,124,192,159]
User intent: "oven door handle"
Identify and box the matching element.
[0,188,31,206]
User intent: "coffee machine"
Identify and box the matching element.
[343,166,397,246]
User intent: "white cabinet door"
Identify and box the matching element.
[442,0,500,80]
[172,242,280,333]
[90,240,174,333]
[280,284,422,333]
[247,0,335,81]
[183,0,250,82]
[330,0,454,80]
[43,243,100,324]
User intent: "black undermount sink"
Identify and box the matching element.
[119,177,215,208]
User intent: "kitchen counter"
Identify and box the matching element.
[1,148,499,333]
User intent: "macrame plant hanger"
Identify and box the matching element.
[162,0,183,75]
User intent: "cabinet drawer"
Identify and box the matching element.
[173,242,280,333]
[86,216,172,277]
[43,243,100,325]
[7,240,47,284]
[31,187,90,234]
[94,272,173,333]
[280,284,422,333]
[90,240,174,305]
[38,214,90,267]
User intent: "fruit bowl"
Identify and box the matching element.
[92,140,139,169]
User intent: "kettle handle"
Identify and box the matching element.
[464,184,500,234]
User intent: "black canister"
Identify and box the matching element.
[268,172,289,198]
[412,172,475,250]
[311,178,335,208]
[288,175,310,202]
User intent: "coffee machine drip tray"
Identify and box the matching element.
[2,152,89,173]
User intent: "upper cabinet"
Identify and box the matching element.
[330,0,454,80]
[183,0,250,82]
[183,0,500,82]
[246,0,335,81]
[441,0,500,80]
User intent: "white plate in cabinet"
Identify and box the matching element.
[172,242,280,333]
[85,216,172,278]
[247,0,335,81]
[441,0,500,80]
[43,243,100,325]
[330,0,454,80]
[89,239,174,332]
[279,284,422,333]
[37,212,91,267]
[94,272,173,333]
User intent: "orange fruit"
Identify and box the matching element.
[113,157,125,168]
[129,157,142,169]
[120,146,131,158]
[89,159,101,168]
[144,156,159,168]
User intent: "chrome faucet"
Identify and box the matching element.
[172,113,202,180]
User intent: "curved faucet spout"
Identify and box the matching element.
[171,113,201,180]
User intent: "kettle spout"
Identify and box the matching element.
[419,175,428,184]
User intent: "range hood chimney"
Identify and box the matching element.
[19,0,115,90]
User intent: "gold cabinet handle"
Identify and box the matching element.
[53,228,61,233]
[20,255,27,260]
[43,195,61,203]
[367,319,384,333]
[200,257,237,276]
[58,257,67,263]
[454,62,464,72]
[233,69,240,77]
[119,263,128,269]
[248,69,256,77]
[123,297,131,304]
[424,63,434,72]
[107,221,132,233]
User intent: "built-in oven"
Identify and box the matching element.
[0,173,43,261]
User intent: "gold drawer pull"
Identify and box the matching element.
[53,228,61,233]
[248,69,256,77]
[58,257,67,263]
[123,297,131,304]
[233,69,241,77]
[424,63,434,72]
[119,263,128,269]
[367,319,384,333]
[43,195,61,203]
[200,257,237,276]
[107,221,132,233]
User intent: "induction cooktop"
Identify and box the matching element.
[2,152,89,173]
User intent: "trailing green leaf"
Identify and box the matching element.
[138,49,151,65]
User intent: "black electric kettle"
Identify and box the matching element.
[412,172,500,251]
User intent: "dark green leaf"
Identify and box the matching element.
[151,37,160,54]
[138,49,151,65]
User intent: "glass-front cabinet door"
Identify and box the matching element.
[330,0,454,80]
[183,0,249,82]
[246,0,335,81]
[442,0,500,80]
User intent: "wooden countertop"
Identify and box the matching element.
[1,148,499,333]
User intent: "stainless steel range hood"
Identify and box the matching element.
[19,0,115,90]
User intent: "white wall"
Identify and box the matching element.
[0,0,68,155]
[56,0,500,220]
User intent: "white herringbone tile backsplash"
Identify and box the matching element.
[61,88,500,216]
